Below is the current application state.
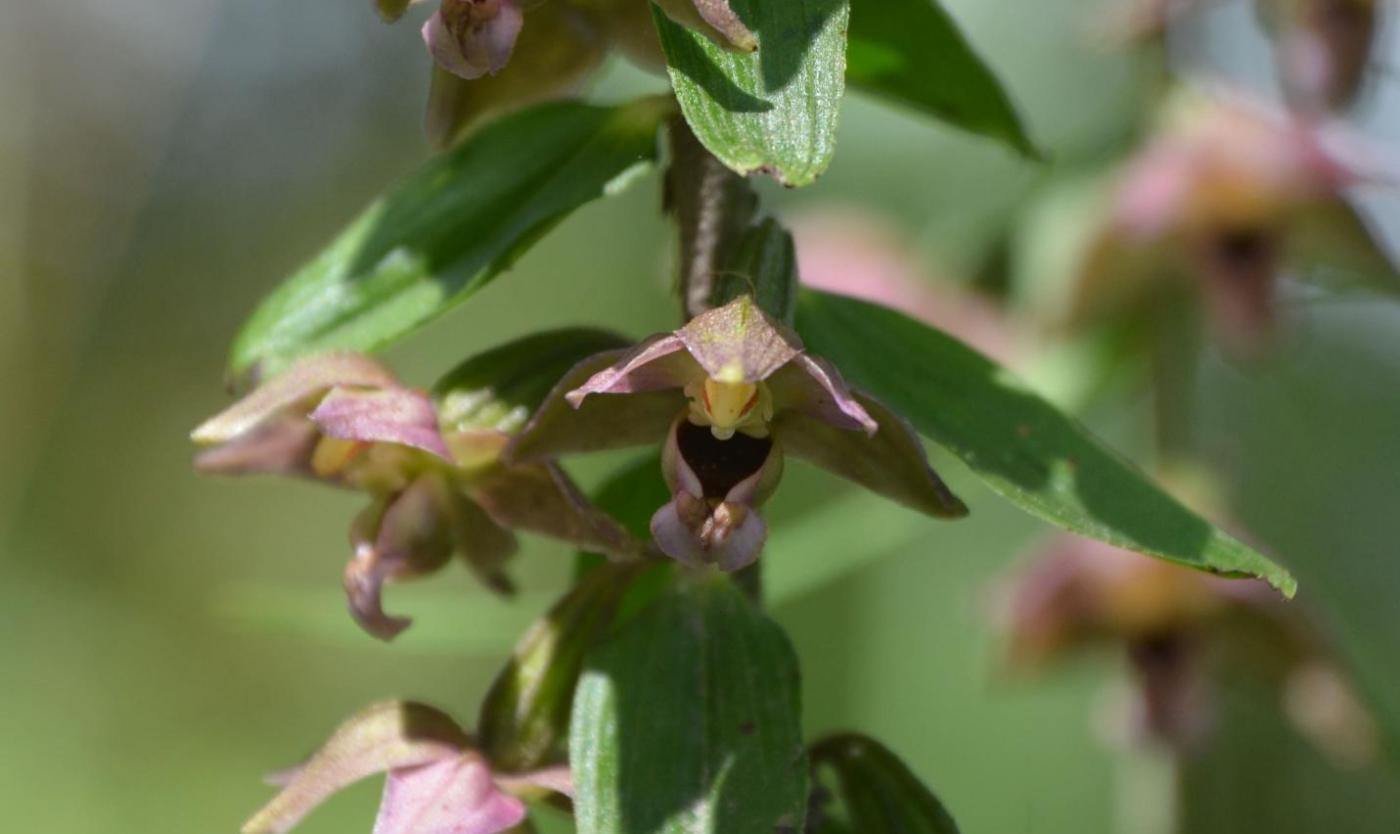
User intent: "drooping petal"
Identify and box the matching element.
[192,354,398,445]
[373,755,526,834]
[311,386,453,461]
[509,350,687,463]
[423,0,525,81]
[650,495,767,572]
[676,295,804,384]
[470,462,636,558]
[766,354,877,435]
[564,335,698,403]
[652,0,757,51]
[242,701,469,834]
[193,415,321,478]
[343,478,460,641]
[773,392,966,519]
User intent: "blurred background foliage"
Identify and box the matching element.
[3,0,1399,832]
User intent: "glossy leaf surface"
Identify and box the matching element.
[230,99,667,379]
[653,0,849,187]
[795,290,1296,596]
[572,574,807,834]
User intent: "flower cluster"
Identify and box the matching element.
[1071,90,1392,356]
[192,351,632,640]
[998,532,1376,761]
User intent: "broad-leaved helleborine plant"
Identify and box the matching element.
[181,0,1396,830]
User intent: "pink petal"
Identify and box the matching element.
[374,756,526,834]
[509,349,686,463]
[773,391,965,519]
[676,296,804,384]
[193,415,320,477]
[344,478,460,641]
[650,497,767,572]
[242,702,469,834]
[311,386,452,461]
[565,335,696,405]
[768,354,877,436]
[192,354,398,445]
[423,1,524,81]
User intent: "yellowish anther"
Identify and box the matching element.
[686,377,772,440]
[311,436,365,479]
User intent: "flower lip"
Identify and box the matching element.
[675,419,774,499]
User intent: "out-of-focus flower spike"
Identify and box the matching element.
[1263,0,1379,113]
[242,701,470,834]
[373,755,526,834]
[423,0,524,81]
[773,392,967,519]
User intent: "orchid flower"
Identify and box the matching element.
[191,353,631,640]
[242,700,568,834]
[511,295,966,572]
[998,532,1377,761]
[1074,90,1396,356]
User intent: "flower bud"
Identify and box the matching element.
[477,562,643,772]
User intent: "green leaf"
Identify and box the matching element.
[794,290,1297,596]
[846,0,1038,158]
[653,0,850,187]
[572,574,808,834]
[229,98,669,379]
[433,328,630,437]
[811,734,961,834]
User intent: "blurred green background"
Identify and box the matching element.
[4,1,1399,832]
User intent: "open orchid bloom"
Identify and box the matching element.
[191,353,631,640]
[1073,90,1396,357]
[242,700,569,834]
[511,295,966,572]
[997,533,1378,761]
